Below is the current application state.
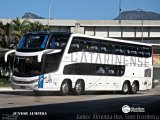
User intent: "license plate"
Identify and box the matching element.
[20,86,25,89]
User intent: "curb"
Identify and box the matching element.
[0,87,31,91]
[0,87,12,91]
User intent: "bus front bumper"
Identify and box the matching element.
[11,82,38,90]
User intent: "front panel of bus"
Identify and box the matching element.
[11,32,71,90]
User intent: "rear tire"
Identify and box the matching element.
[73,80,84,95]
[60,80,70,96]
[130,82,139,94]
[122,82,130,94]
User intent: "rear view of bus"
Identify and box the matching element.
[5,32,71,92]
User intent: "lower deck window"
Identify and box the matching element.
[63,63,125,76]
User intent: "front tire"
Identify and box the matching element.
[73,80,84,95]
[60,80,70,96]
[122,82,130,94]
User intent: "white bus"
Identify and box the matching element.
[5,32,153,95]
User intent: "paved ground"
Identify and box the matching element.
[0,85,160,120]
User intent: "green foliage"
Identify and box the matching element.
[10,18,31,41]
[0,76,10,87]
[0,21,10,48]
[30,21,44,31]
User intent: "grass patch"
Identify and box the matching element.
[0,76,11,87]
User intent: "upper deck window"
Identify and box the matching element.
[47,35,69,49]
[18,34,49,49]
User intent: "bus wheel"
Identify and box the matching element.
[130,82,139,94]
[73,80,84,95]
[60,80,70,95]
[122,82,130,94]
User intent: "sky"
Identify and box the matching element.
[0,0,160,20]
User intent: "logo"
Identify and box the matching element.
[122,105,145,113]
[122,105,131,113]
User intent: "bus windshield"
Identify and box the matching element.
[13,56,42,77]
[17,34,49,51]
[13,52,63,77]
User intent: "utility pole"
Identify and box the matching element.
[137,9,144,42]
[119,0,122,23]
[48,0,53,26]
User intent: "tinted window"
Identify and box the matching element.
[69,39,81,53]
[144,47,152,57]
[18,34,49,50]
[68,37,152,58]
[126,46,137,56]
[13,56,42,77]
[86,40,99,52]
[114,44,126,55]
[43,52,63,73]
[47,35,69,50]
[68,37,86,53]
[63,63,125,76]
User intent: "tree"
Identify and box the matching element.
[29,21,50,32]
[0,21,12,77]
[0,21,10,48]
[30,21,43,31]
[10,18,30,42]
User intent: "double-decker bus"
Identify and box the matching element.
[5,32,153,95]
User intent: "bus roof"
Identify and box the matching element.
[71,33,152,47]
[24,31,72,36]
[24,32,152,47]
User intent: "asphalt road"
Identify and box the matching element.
[1,85,160,120]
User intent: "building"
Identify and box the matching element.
[1,19,160,80]
[1,19,160,44]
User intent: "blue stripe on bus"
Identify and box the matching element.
[18,36,25,48]
[38,75,44,88]
[41,35,48,48]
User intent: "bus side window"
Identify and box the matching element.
[60,42,66,49]
[120,66,125,76]
[79,40,85,51]
[100,42,107,53]
[106,66,115,76]
[108,69,115,76]
[144,47,151,57]
[114,45,120,54]
[138,47,144,57]
[121,45,126,55]
[114,45,124,55]
[63,64,80,75]
[117,66,125,76]
[69,39,80,53]
[86,41,99,52]
[100,46,107,53]
[100,42,113,54]
[96,66,105,75]
[47,37,61,49]
[126,46,137,56]
[107,44,113,54]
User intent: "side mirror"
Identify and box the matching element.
[5,50,16,62]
